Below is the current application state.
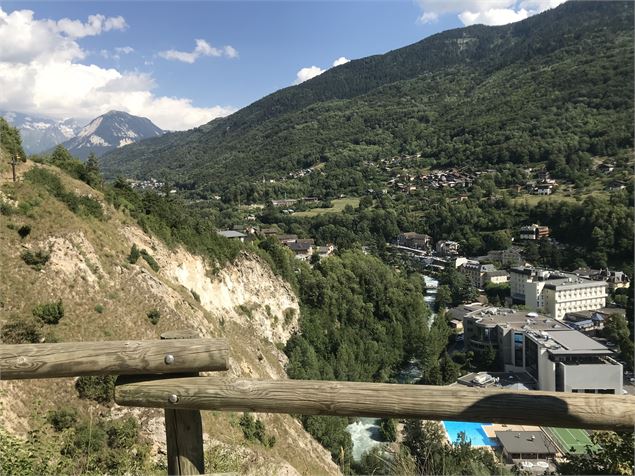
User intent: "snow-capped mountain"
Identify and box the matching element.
[1,111,83,154]
[61,111,164,160]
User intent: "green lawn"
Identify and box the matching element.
[545,427,596,454]
[293,197,360,217]
[511,190,608,207]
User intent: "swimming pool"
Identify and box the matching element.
[442,421,497,447]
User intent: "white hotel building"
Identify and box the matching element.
[510,267,607,320]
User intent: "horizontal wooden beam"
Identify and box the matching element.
[115,377,635,431]
[0,339,228,379]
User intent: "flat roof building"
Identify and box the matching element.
[462,305,622,394]
[497,431,558,463]
[510,267,607,320]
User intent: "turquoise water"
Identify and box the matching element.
[442,421,497,447]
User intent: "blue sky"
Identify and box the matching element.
[0,1,564,129]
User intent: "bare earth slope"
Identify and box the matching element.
[0,160,338,475]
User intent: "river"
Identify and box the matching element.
[345,274,438,461]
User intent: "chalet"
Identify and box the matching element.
[607,180,626,191]
[272,199,298,207]
[217,230,247,242]
[287,241,313,260]
[519,224,549,240]
[276,234,298,244]
[259,227,279,238]
[533,183,554,195]
[317,244,336,258]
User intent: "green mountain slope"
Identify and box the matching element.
[101,1,634,195]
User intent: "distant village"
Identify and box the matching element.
[217,225,336,261]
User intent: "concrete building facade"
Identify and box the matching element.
[460,305,622,394]
[510,267,607,320]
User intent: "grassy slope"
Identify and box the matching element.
[0,160,338,475]
[293,197,360,217]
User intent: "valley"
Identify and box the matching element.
[0,1,633,475]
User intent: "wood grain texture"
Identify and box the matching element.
[165,408,204,475]
[115,377,635,431]
[0,339,228,379]
[161,330,204,476]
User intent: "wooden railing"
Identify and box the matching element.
[1,331,634,475]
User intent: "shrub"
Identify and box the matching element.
[24,168,103,219]
[0,202,16,215]
[283,308,296,327]
[127,244,140,264]
[94,304,104,313]
[105,417,138,449]
[20,249,50,270]
[379,418,397,442]
[75,375,116,403]
[32,300,64,324]
[47,407,78,432]
[239,413,276,448]
[17,224,31,239]
[0,319,42,344]
[235,304,253,320]
[146,309,161,325]
[140,249,160,272]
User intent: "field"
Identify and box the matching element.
[511,189,608,207]
[545,427,595,454]
[293,197,360,217]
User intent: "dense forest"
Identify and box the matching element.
[101,2,633,198]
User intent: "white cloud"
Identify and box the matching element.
[56,14,127,38]
[0,7,235,131]
[295,65,325,84]
[458,8,529,26]
[115,46,134,55]
[159,39,238,63]
[332,56,350,67]
[99,46,135,60]
[416,0,566,26]
[294,56,351,84]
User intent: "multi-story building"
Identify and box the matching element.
[573,268,631,292]
[460,260,497,289]
[396,232,432,251]
[436,240,460,256]
[484,270,510,285]
[510,267,607,320]
[462,305,622,394]
[477,247,524,267]
[519,224,550,240]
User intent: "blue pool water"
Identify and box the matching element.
[442,421,497,447]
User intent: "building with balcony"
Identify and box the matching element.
[519,224,550,240]
[510,267,607,320]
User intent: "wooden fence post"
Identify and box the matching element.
[161,331,205,476]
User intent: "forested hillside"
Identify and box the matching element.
[101,1,633,197]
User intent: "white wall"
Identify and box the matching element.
[537,349,556,391]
